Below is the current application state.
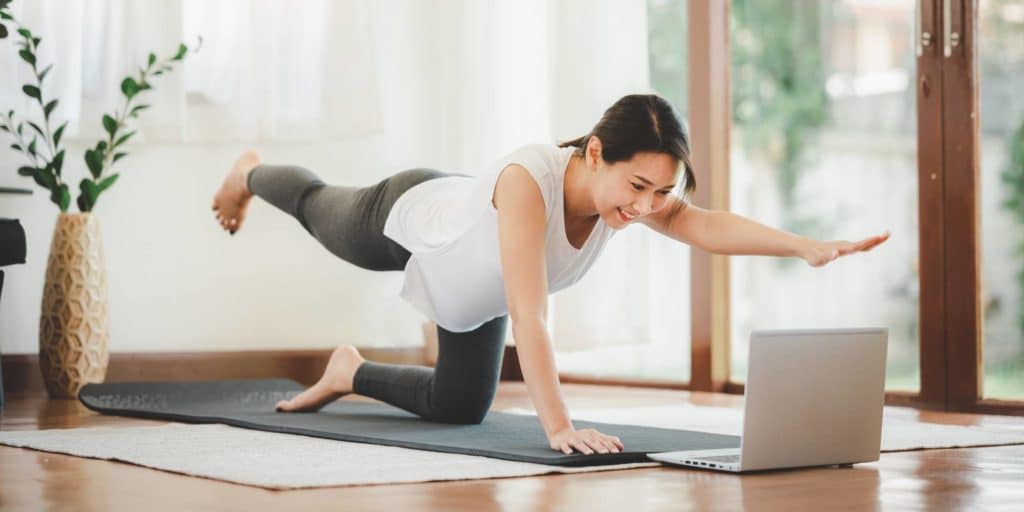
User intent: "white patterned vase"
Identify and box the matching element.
[39,212,110,398]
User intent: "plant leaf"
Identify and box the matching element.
[113,130,135,148]
[27,137,37,156]
[22,84,40,101]
[52,183,70,211]
[120,77,139,99]
[129,104,150,118]
[148,52,156,66]
[173,43,187,61]
[40,166,57,189]
[0,23,10,39]
[112,152,127,164]
[52,121,67,147]
[27,120,45,139]
[39,63,53,81]
[31,36,40,47]
[33,169,52,189]
[16,27,30,39]
[80,178,99,206]
[102,114,118,139]
[84,148,103,178]
[43,99,58,119]
[27,163,55,189]
[18,49,33,66]
[98,173,119,192]
[10,142,20,151]
[52,149,65,175]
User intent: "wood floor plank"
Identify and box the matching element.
[2,383,1023,511]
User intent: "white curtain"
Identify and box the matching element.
[0,0,689,352]
[0,0,382,143]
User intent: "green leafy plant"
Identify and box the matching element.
[0,0,201,212]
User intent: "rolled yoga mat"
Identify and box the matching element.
[79,379,740,467]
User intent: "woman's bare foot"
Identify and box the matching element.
[275,345,366,412]
[212,150,260,234]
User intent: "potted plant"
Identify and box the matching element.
[0,1,201,398]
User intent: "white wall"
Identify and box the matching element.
[0,0,653,356]
[0,1,450,355]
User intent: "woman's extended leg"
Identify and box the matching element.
[212,150,452,271]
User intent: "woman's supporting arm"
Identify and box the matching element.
[512,319,573,438]
[493,164,625,454]
[493,164,573,437]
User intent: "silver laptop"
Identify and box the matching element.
[647,327,888,473]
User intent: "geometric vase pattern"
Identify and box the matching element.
[39,212,109,398]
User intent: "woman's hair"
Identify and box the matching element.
[557,94,696,199]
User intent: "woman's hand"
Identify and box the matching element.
[549,427,624,455]
[800,231,890,267]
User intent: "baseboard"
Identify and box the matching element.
[1,346,523,394]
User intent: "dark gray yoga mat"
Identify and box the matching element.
[79,379,740,467]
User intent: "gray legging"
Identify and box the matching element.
[248,164,508,424]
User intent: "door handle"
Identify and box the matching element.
[944,0,962,57]
[916,0,934,57]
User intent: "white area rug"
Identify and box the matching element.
[2,404,1022,490]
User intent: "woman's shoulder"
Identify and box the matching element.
[504,142,567,159]
[494,143,571,178]
[486,143,566,215]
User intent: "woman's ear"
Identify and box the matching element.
[585,136,603,168]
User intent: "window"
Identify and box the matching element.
[980,0,1024,399]
[729,0,920,390]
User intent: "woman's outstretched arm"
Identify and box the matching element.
[639,198,890,266]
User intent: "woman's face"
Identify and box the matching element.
[584,140,681,228]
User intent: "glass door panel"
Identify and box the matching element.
[729,0,920,390]
[979,0,1024,399]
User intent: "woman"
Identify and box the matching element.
[211,94,889,457]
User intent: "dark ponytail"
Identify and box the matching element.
[558,94,696,198]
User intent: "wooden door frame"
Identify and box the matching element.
[919,0,951,412]
[687,0,732,393]
[939,0,1024,415]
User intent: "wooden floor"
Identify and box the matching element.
[2,382,1024,511]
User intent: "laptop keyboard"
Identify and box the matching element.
[694,454,741,464]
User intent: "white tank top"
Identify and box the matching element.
[383,144,617,332]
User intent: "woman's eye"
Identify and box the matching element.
[659,190,672,195]
[631,183,643,191]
